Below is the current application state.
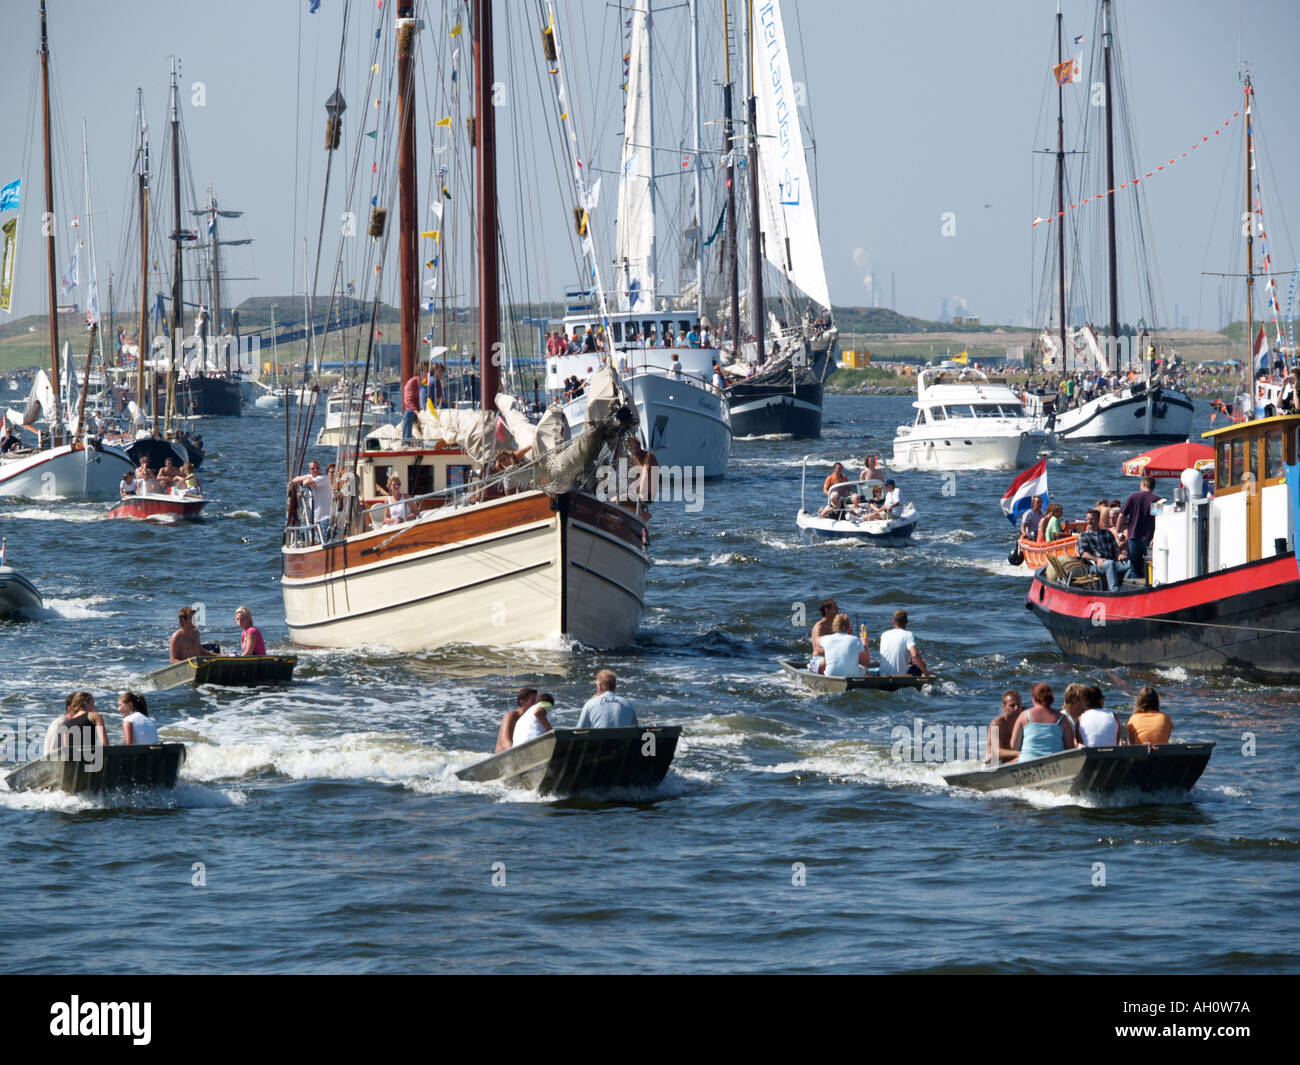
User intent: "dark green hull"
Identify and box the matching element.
[5,742,187,794]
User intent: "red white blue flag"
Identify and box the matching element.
[1001,457,1049,529]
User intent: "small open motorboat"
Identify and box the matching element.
[796,502,919,542]
[5,742,187,794]
[138,654,299,693]
[780,659,936,693]
[942,742,1214,796]
[0,538,43,619]
[107,492,210,522]
[456,726,681,796]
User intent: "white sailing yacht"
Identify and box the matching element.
[0,3,132,499]
[549,0,731,478]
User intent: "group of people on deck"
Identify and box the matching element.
[1018,475,1162,589]
[43,689,161,758]
[818,456,901,521]
[120,458,202,499]
[987,682,1174,765]
[493,670,638,752]
[808,600,930,679]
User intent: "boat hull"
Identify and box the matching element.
[780,660,933,692]
[0,564,44,617]
[108,493,209,522]
[795,504,918,542]
[727,374,823,439]
[139,654,298,693]
[892,429,1048,471]
[0,440,134,500]
[281,491,648,651]
[5,742,187,794]
[1042,386,1195,443]
[456,726,680,795]
[1027,553,1300,683]
[943,743,1214,796]
[177,375,242,416]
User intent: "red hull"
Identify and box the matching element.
[108,494,209,522]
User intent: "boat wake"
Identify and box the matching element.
[0,778,246,811]
[39,595,119,620]
[224,509,262,519]
[4,506,102,523]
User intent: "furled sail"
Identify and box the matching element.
[615,0,655,313]
[752,0,830,311]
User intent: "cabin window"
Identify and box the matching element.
[1265,428,1284,480]
[1230,437,1246,486]
[446,464,473,489]
[408,465,435,497]
[678,320,690,335]
[1216,442,1229,489]
[642,320,655,339]
[930,406,946,420]
[611,322,623,343]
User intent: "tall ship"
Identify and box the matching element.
[1023,1,1193,444]
[1029,74,1299,682]
[281,1,649,651]
[718,0,837,439]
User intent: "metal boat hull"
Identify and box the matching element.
[943,742,1213,795]
[456,726,680,795]
[139,654,298,692]
[780,659,933,693]
[5,742,187,794]
[281,491,648,651]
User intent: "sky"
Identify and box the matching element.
[1,0,1297,335]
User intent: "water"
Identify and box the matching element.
[1,395,1296,974]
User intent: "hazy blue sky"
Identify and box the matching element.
[1,0,1296,335]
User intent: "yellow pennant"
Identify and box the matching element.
[435,116,452,128]
[449,22,462,38]
[420,230,440,241]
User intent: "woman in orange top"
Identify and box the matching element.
[1126,686,1173,745]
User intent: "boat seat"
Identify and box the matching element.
[1059,557,1100,588]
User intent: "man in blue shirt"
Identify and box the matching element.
[576,670,638,729]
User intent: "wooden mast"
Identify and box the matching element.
[169,57,183,434]
[1102,0,1120,370]
[723,0,740,354]
[475,0,500,409]
[1055,10,1067,369]
[745,0,763,363]
[38,0,62,445]
[397,5,419,393]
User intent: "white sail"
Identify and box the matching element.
[752,0,830,311]
[615,0,655,313]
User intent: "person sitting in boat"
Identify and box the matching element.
[858,483,885,517]
[868,479,902,520]
[816,613,870,677]
[511,692,555,748]
[986,689,1023,765]
[577,669,638,728]
[819,463,852,518]
[156,458,181,493]
[1009,682,1076,761]
[1077,508,1127,590]
[1076,685,1124,747]
[878,609,928,676]
[170,605,218,664]
[236,606,266,656]
[177,463,201,497]
[495,687,539,753]
[0,422,20,453]
[1061,682,1089,737]
[1125,686,1172,745]
[1037,502,1064,543]
[1020,495,1045,542]
[44,691,108,762]
[381,476,411,525]
[119,470,137,498]
[136,460,160,495]
[118,691,160,746]
[806,598,839,673]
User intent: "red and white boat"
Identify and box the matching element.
[107,490,209,522]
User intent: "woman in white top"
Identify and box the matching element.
[1075,684,1123,747]
[118,691,160,746]
[383,477,411,525]
[511,695,554,746]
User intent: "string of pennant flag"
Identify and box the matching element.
[1032,109,1241,228]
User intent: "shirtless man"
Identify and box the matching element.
[986,690,1023,765]
[169,605,217,663]
[495,687,539,753]
[807,598,838,673]
[819,463,852,517]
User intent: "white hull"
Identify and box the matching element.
[892,429,1046,471]
[316,423,373,448]
[0,441,134,500]
[1033,387,1195,442]
[796,502,919,542]
[281,491,647,651]
[563,370,731,478]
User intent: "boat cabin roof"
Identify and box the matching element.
[1201,411,1300,442]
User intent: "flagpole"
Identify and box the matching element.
[1244,75,1254,413]
[39,0,63,445]
[1055,11,1067,375]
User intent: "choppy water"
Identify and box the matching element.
[1,395,1296,974]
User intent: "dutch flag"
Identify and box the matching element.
[1001,457,1049,530]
